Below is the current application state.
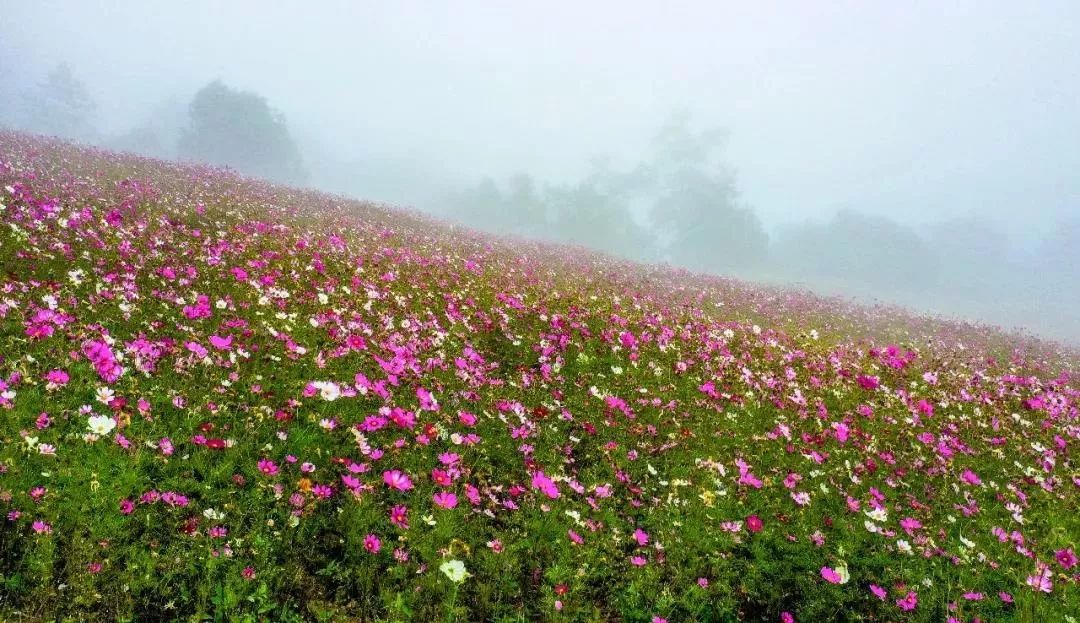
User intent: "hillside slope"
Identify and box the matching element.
[1,132,1078,621]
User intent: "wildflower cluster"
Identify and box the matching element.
[0,131,1078,621]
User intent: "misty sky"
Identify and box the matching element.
[3,0,1079,242]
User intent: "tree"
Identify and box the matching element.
[773,210,939,294]
[23,63,96,140]
[179,81,307,185]
[647,113,769,273]
[545,177,656,260]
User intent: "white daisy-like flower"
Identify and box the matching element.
[439,559,470,583]
[87,415,116,436]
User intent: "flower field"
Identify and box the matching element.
[1,131,1078,622]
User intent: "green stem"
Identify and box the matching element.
[447,584,458,623]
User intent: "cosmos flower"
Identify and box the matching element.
[433,491,458,509]
[440,559,470,583]
[87,415,117,436]
[383,470,413,491]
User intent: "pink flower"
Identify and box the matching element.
[531,471,560,499]
[869,584,887,600]
[433,491,458,509]
[43,369,69,387]
[1055,548,1077,569]
[896,591,918,611]
[31,520,51,534]
[633,528,649,546]
[209,335,232,350]
[856,374,880,390]
[363,533,381,554]
[383,470,413,491]
[961,469,982,486]
[431,468,453,487]
[820,567,842,584]
[390,505,408,529]
[746,515,763,533]
[781,613,795,623]
[257,459,279,476]
[899,517,922,535]
[1027,567,1053,593]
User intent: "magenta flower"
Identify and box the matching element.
[433,491,458,509]
[43,369,69,386]
[209,334,232,350]
[1027,567,1053,593]
[530,471,560,499]
[383,469,413,491]
[896,591,918,611]
[363,533,381,554]
[1056,548,1077,569]
[257,459,279,476]
[390,505,409,528]
[820,567,842,584]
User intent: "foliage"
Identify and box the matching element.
[19,63,97,141]
[179,80,307,185]
[1,131,1079,622]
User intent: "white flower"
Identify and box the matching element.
[95,387,115,405]
[203,508,226,521]
[865,508,888,522]
[439,559,470,583]
[87,415,116,436]
[896,539,913,554]
[314,381,340,401]
[834,560,850,584]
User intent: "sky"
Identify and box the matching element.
[2,0,1080,340]
[5,1,1079,234]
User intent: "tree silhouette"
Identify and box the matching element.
[179,81,307,185]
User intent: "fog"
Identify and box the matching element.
[2,1,1078,342]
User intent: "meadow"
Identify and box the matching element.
[0,131,1078,621]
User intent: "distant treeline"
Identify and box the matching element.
[1,63,1076,340]
[443,114,1080,340]
[0,63,307,186]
